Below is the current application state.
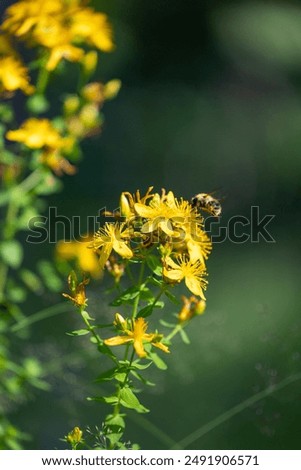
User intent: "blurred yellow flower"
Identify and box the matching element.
[2,0,63,37]
[63,275,89,308]
[56,239,100,278]
[178,295,206,323]
[2,0,114,70]
[104,315,170,358]
[67,426,83,445]
[0,56,34,95]
[40,149,76,176]
[70,9,114,51]
[6,118,71,150]
[90,223,133,270]
[163,255,208,299]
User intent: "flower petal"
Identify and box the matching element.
[104,336,132,346]
[185,276,206,299]
[152,342,170,354]
[133,339,146,358]
[113,240,133,259]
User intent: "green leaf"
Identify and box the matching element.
[146,255,163,276]
[81,310,94,321]
[87,395,118,405]
[180,328,190,344]
[130,370,155,386]
[148,351,168,370]
[95,367,118,382]
[137,305,153,318]
[114,372,127,382]
[119,387,149,413]
[0,240,23,268]
[19,269,43,294]
[159,319,176,328]
[105,413,126,430]
[66,329,90,336]
[131,361,153,370]
[153,300,164,308]
[164,289,180,304]
[110,286,140,306]
[37,260,63,292]
[7,284,27,303]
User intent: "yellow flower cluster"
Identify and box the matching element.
[90,188,212,300]
[6,118,76,175]
[0,34,34,95]
[2,0,114,71]
[104,313,170,358]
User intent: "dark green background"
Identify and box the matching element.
[8,0,301,449]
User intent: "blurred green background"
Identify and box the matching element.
[8,0,301,449]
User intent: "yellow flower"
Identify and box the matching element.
[163,255,208,299]
[6,118,71,150]
[134,190,199,238]
[56,239,100,278]
[70,9,114,52]
[46,44,84,71]
[0,56,34,95]
[104,315,170,358]
[62,272,89,308]
[174,222,212,264]
[90,223,133,270]
[2,0,63,37]
[134,192,178,237]
[119,186,154,219]
[3,1,114,69]
[40,149,76,176]
[178,295,206,323]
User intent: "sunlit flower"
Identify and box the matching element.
[0,56,34,95]
[90,223,133,270]
[70,9,114,52]
[46,43,84,71]
[134,190,199,238]
[104,314,170,358]
[178,295,206,323]
[6,118,71,150]
[134,192,179,237]
[163,255,208,299]
[2,0,63,37]
[56,239,100,278]
[62,272,89,308]
[119,186,154,219]
[2,0,114,71]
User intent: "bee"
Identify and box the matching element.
[191,193,222,217]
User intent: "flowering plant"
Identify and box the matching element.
[62,187,212,449]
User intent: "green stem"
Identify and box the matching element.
[36,66,50,95]
[11,303,72,333]
[166,322,186,342]
[172,371,301,449]
[131,261,145,319]
[16,168,43,194]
